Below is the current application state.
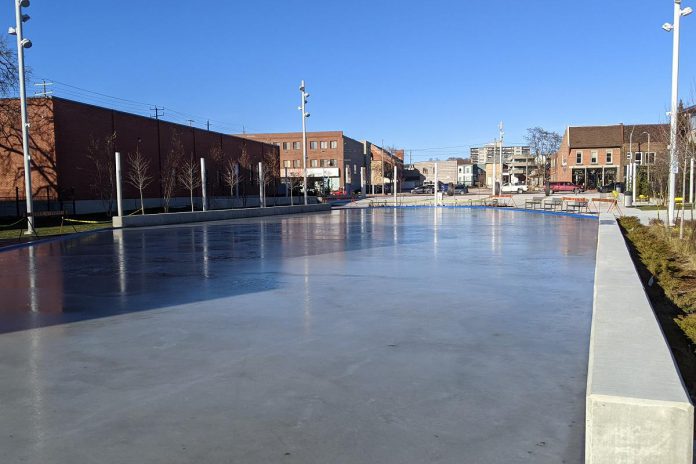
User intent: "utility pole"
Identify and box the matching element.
[188,119,194,127]
[206,120,211,131]
[33,80,52,97]
[381,139,385,195]
[151,106,164,202]
[150,106,164,120]
[499,121,504,190]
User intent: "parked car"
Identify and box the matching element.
[454,184,469,195]
[411,185,433,194]
[500,183,528,194]
[598,182,625,193]
[549,181,583,194]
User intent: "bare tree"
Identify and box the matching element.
[222,158,240,199]
[263,148,279,206]
[178,155,201,212]
[289,173,304,206]
[0,37,18,97]
[126,148,152,215]
[162,131,184,213]
[525,127,561,192]
[85,131,117,216]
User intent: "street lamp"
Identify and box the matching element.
[663,0,692,225]
[298,81,310,205]
[8,0,34,234]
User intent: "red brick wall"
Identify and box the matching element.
[49,98,277,201]
[0,98,58,199]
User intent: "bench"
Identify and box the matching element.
[562,197,589,213]
[542,198,563,211]
[525,196,544,209]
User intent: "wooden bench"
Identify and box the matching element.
[562,197,589,213]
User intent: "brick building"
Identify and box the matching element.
[0,97,277,214]
[241,131,368,194]
[550,124,668,189]
[369,144,404,193]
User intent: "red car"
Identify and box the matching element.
[550,182,583,194]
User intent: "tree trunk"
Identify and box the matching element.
[140,189,145,215]
[190,189,194,212]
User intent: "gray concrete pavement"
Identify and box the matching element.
[0,209,597,463]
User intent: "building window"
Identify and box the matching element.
[320,141,328,149]
[634,152,643,163]
[423,168,428,174]
[293,159,301,168]
[646,152,656,164]
[293,141,301,150]
[330,140,338,149]
[311,159,318,167]
[321,159,329,167]
[591,151,598,164]
[606,151,612,164]
[310,141,317,149]
[354,164,358,174]
[329,159,337,167]
[282,142,290,150]
[283,160,291,168]
[576,151,583,164]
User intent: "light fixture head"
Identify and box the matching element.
[663,22,674,31]
[305,112,310,118]
[305,93,310,99]
[299,84,305,92]
[21,14,30,22]
[19,0,30,7]
[7,26,16,35]
[682,6,693,16]
[20,37,31,48]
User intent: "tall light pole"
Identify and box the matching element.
[663,0,692,225]
[8,0,34,234]
[298,81,310,205]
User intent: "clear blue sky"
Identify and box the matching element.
[4,0,696,160]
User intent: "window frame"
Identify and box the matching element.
[575,151,583,165]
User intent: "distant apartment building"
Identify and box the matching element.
[550,124,668,189]
[241,131,369,193]
[470,144,531,164]
[413,160,458,185]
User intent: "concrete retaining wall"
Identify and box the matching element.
[586,213,693,463]
[113,204,331,228]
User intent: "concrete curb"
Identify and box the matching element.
[585,213,693,463]
[112,204,332,228]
